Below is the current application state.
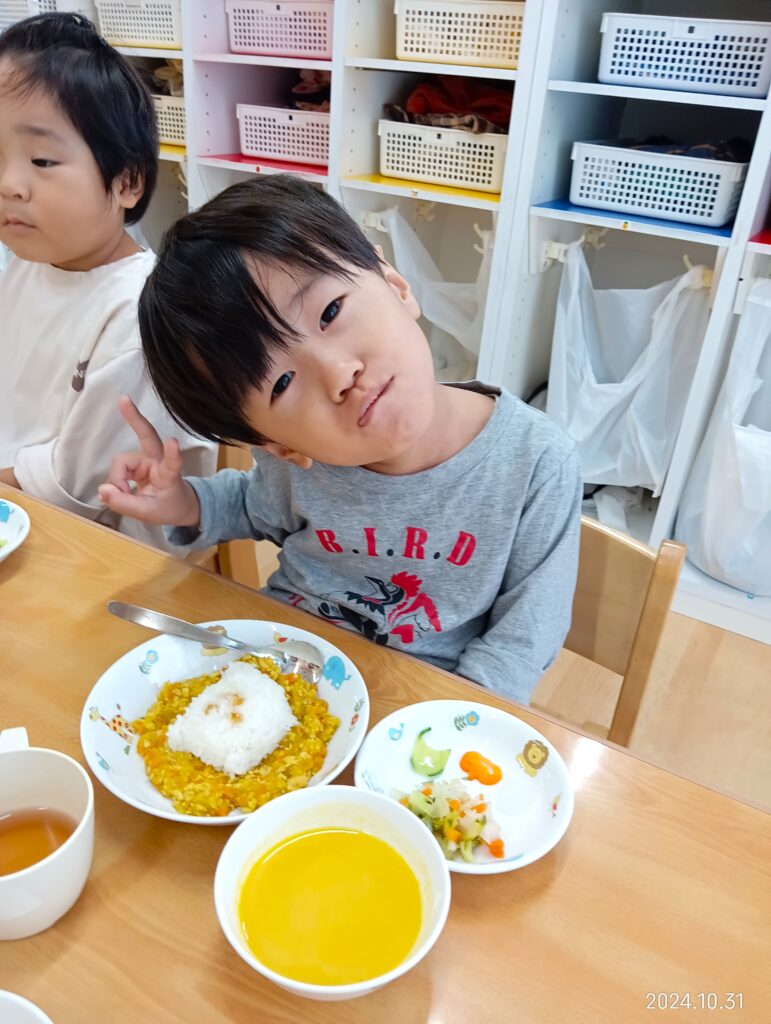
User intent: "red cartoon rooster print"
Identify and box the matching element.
[318,571,442,646]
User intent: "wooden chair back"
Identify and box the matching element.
[215,445,262,590]
[565,516,685,746]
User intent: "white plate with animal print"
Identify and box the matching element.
[79,619,368,826]
[354,700,573,874]
[0,499,30,564]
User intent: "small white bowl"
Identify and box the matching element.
[0,499,30,564]
[214,785,451,1001]
[354,699,574,874]
[80,619,369,825]
[0,991,54,1024]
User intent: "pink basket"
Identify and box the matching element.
[226,0,333,59]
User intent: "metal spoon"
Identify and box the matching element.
[107,601,323,684]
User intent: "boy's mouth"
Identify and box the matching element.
[2,215,35,231]
[358,378,393,427]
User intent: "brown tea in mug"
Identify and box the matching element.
[0,807,77,876]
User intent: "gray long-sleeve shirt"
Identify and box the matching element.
[170,384,582,703]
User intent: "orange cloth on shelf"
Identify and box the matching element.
[406,76,512,130]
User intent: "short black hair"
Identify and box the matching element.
[0,12,157,223]
[139,175,383,446]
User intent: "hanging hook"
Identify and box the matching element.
[582,226,608,250]
[414,200,436,223]
[683,253,714,289]
[472,221,492,255]
[541,240,572,267]
[173,160,188,201]
[361,210,389,233]
[540,225,608,269]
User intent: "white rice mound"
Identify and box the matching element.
[167,661,298,776]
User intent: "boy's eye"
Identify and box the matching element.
[271,371,294,400]
[320,298,343,329]
[31,159,58,168]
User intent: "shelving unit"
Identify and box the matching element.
[748,229,771,255]
[195,153,326,181]
[547,80,768,111]
[491,0,771,644]
[531,199,735,248]
[117,46,183,58]
[194,53,333,70]
[345,57,518,81]
[343,174,501,211]
[676,562,771,645]
[159,143,186,162]
[112,41,189,249]
[341,2,542,370]
[5,0,768,642]
[157,0,538,387]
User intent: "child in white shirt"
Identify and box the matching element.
[0,12,214,550]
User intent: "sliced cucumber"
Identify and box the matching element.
[410,727,451,777]
[460,839,476,864]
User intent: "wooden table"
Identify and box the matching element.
[1,490,769,1024]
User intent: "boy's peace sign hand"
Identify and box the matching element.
[98,396,201,527]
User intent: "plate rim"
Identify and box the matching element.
[79,617,369,826]
[0,499,31,563]
[353,698,575,875]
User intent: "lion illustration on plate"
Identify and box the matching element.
[517,739,549,777]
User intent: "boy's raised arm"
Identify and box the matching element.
[165,456,294,553]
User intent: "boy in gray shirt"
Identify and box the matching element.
[99,176,581,704]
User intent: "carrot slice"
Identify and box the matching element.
[487,838,505,859]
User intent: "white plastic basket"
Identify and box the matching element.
[0,2,96,32]
[153,93,185,146]
[378,119,507,193]
[237,104,329,165]
[0,1,33,31]
[395,0,525,69]
[95,0,181,49]
[0,1,56,31]
[570,140,748,227]
[599,12,771,98]
[226,0,333,58]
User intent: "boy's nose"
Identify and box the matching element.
[316,350,365,402]
[0,166,30,202]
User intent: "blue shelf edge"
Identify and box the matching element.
[532,199,734,241]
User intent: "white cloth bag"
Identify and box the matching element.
[366,207,492,379]
[546,242,709,495]
[676,278,771,595]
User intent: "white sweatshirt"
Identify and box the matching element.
[0,250,216,553]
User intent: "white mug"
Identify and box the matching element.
[0,728,94,940]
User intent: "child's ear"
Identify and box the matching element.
[261,442,313,470]
[113,170,144,212]
[380,260,421,320]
